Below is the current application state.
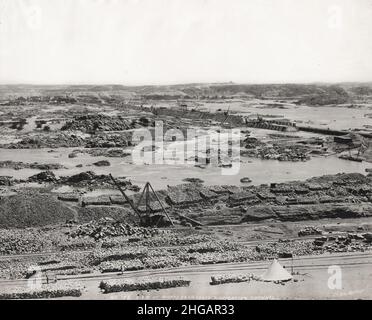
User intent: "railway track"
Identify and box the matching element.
[1,251,372,286]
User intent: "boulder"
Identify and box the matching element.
[28,171,57,183]
[93,160,111,167]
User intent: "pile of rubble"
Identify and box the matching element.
[1,132,134,151]
[183,178,204,184]
[187,241,240,254]
[0,161,66,170]
[0,176,12,186]
[0,286,83,300]
[210,273,255,285]
[3,133,86,149]
[28,171,58,183]
[255,233,372,257]
[99,277,190,293]
[313,233,372,253]
[181,250,256,265]
[76,206,138,225]
[142,256,183,269]
[25,170,137,188]
[92,160,111,167]
[59,171,134,189]
[90,247,149,265]
[241,142,311,161]
[61,114,135,132]
[241,136,265,149]
[57,237,97,251]
[85,148,131,157]
[298,226,323,237]
[0,191,75,228]
[99,259,144,273]
[307,172,371,186]
[167,184,205,206]
[69,220,164,240]
[85,132,133,148]
[0,229,48,254]
[255,239,317,258]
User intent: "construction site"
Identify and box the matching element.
[0,82,371,299]
[1,0,372,301]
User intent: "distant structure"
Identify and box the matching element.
[260,259,293,282]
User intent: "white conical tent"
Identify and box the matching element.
[260,259,293,282]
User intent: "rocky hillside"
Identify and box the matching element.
[2,82,372,105]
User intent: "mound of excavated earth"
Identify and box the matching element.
[77,206,137,224]
[0,191,75,228]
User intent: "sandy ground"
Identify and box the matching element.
[78,252,372,300]
[2,251,371,299]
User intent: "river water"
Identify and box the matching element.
[151,99,372,131]
[0,102,371,190]
[0,147,370,190]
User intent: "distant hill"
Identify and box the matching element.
[1,82,372,105]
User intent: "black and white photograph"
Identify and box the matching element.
[0,0,372,302]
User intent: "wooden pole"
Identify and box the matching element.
[145,182,150,215]
[135,183,147,210]
[109,174,143,223]
[148,182,175,227]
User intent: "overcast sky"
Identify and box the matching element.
[0,0,371,85]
